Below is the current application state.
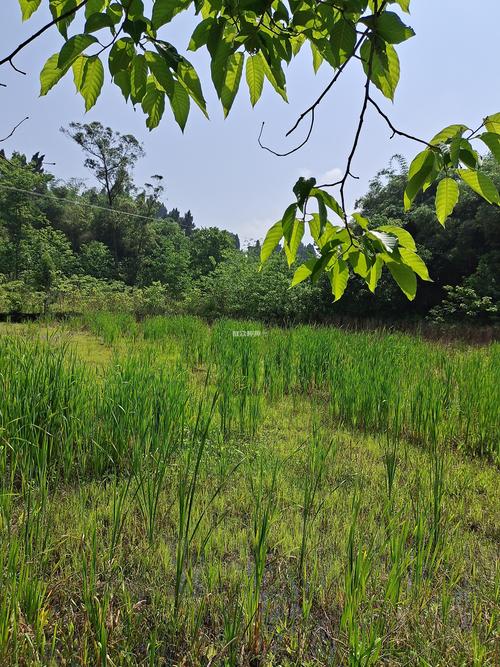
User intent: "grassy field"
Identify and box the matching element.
[0,315,498,666]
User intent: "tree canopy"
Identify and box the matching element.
[1,0,499,302]
[1,134,498,324]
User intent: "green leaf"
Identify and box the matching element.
[107,3,123,24]
[458,142,479,169]
[152,0,188,29]
[50,0,78,38]
[291,258,316,286]
[145,52,174,94]
[284,219,304,266]
[85,11,116,33]
[261,221,283,264]
[309,214,321,243]
[188,18,214,52]
[221,52,244,118]
[404,149,436,210]
[361,39,400,101]
[72,55,87,90]
[376,225,416,251]
[310,42,323,73]
[457,169,500,205]
[293,178,316,211]
[398,248,431,281]
[364,11,415,44]
[178,61,208,118]
[330,257,349,301]
[366,255,383,293]
[113,70,131,101]
[109,39,135,76]
[210,40,234,98]
[85,0,105,18]
[260,53,287,102]
[330,18,356,66]
[58,34,97,69]
[435,177,459,225]
[122,18,147,44]
[168,81,190,131]
[484,113,500,135]
[281,203,298,241]
[80,56,104,111]
[18,0,42,20]
[385,259,417,300]
[40,53,69,95]
[130,54,148,103]
[480,132,500,163]
[348,250,371,278]
[142,83,165,129]
[246,55,265,107]
[352,213,369,230]
[368,230,398,253]
[430,124,467,146]
[393,0,411,12]
[311,188,345,220]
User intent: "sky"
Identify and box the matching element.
[1,0,499,244]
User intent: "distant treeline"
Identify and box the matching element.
[0,122,498,324]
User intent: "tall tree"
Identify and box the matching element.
[61,122,144,207]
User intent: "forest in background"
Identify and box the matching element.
[1,121,498,325]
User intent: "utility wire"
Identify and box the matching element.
[0,183,163,223]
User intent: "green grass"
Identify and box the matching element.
[0,314,498,666]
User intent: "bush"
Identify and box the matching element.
[428,285,498,324]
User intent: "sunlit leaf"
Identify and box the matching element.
[58,34,97,69]
[221,52,244,118]
[142,82,165,129]
[430,124,467,146]
[398,248,431,281]
[80,55,104,111]
[435,177,459,225]
[362,11,415,44]
[168,80,190,131]
[261,221,283,264]
[385,259,417,300]
[40,53,69,95]
[246,54,264,107]
[284,219,304,266]
[376,225,416,251]
[484,112,500,135]
[480,132,500,163]
[18,0,42,21]
[330,257,349,301]
[291,258,316,286]
[457,169,500,205]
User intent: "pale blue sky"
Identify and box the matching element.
[1,1,499,243]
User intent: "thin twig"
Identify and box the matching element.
[286,30,369,138]
[0,0,89,73]
[0,116,29,143]
[368,96,432,147]
[258,110,315,157]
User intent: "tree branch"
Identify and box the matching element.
[0,116,29,143]
[286,30,369,138]
[258,111,315,157]
[368,96,432,147]
[0,0,89,73]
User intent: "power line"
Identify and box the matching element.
[0,183,163,223]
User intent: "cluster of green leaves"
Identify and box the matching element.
[27,1,417,127]
[261,114,500,302]
[15,0,500,300]
[261,175,429,301]
[406,118,500,225]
